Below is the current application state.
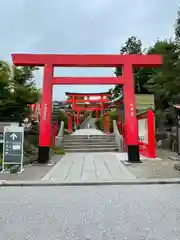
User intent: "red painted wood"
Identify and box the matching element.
[67,98,109,103]
[66,92,109,96]
[147,110,156,158]
[12,53,162,152]
[137,110,156,158]
[52,77,124,85]
[123,64,138,146]
[39,64,53,147]
[12,54,162,67]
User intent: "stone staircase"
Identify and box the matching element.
[62,134,118,152]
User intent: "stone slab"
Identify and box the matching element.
[43,153,136,182]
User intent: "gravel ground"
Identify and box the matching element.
[1,184,180,239]
[126,149,180,179]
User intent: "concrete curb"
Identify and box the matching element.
[1,178,180,187]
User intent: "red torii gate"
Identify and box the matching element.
[11,54,162,163]
[66,91,109,128]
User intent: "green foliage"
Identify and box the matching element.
[95,118,101,129]
[175,8,180,42]
[108,111,118,133]
[95,111,118,133]
[52,147,65,155]
[57,111,68,130]
[95,113,104,131]
[92,110,101,118]
[0,62,40,122]
[154,109,167,127]
[0,143,3,155]
[112,36,151,100]
[110,8,180,127]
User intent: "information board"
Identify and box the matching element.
[2,126,24,172]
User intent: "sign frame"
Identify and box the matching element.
[2,126,24,173]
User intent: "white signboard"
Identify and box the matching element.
[138,118,148,144]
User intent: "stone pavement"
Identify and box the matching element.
[42,152,135,182]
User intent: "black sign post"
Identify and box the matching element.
[2,126,24,173]
[0,133,3,143]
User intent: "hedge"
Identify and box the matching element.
[95,110,118,133]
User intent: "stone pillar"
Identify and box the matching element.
[68,113,73,133]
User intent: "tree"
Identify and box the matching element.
[144,39,180,127]
[108,7,180,129]
[112,36,146,99]
[145,40,179,107]
[0,62,40,123]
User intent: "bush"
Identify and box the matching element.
[108,111,118,133]
[95,119,101,129]
[0,143,3,155]
[95,110,118,133]
[92,110,101,118]
[57,111,68,130]
[155,109,167,129]
[52,147,65,155]
[95,113,104,131]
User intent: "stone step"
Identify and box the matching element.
[64,134,115,136]
[63,140,116,144]
[64,135,115,140]
[64,148,118,153]
[63,139,116,143]
[63,144,117,149]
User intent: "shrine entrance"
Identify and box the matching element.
[12,54,162,163]
[65,92,110,132]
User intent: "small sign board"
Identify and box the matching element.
[2,126,24,172]
[0,122,19,143]
[0,133,3,143]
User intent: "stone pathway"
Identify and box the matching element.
[42,153,135,182]
[80,117,97,129]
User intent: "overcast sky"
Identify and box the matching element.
[0,0,179,100]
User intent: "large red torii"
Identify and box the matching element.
[12,53,162,163]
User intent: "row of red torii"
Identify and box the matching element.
[29,92,119,143]
[65,91,114,133]
[29,92,156,160]
[12,53,162,163]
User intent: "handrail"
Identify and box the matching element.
[79,113,92,129]
[51,120,64,148]
[57,121,64,142]
[113,120,123,152]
